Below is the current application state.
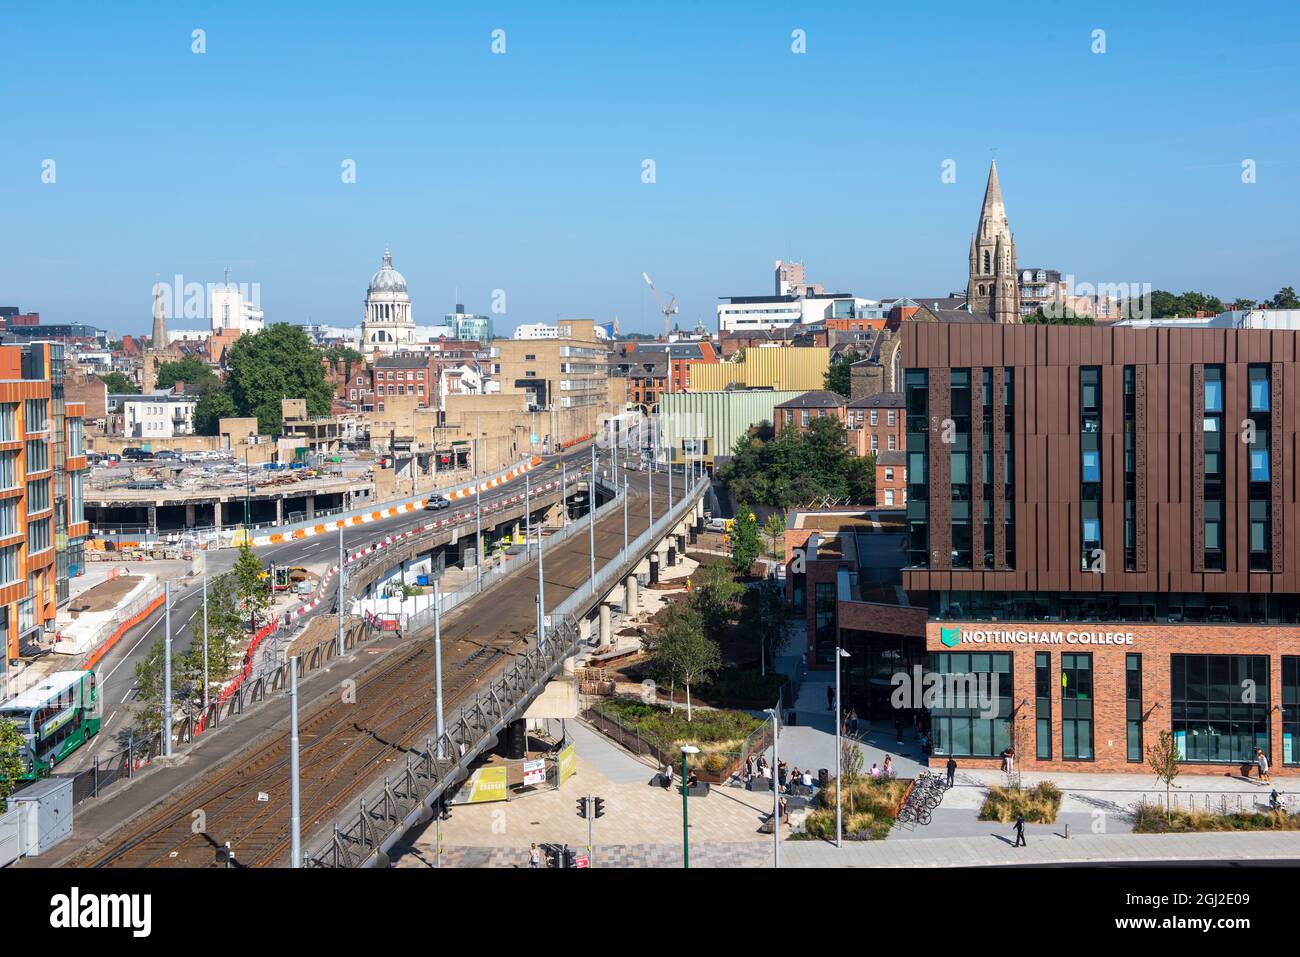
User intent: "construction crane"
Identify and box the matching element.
[641,272,678,339]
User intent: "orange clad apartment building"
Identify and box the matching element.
[0,342,88,678]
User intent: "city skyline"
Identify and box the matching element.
[3,1,1299,335]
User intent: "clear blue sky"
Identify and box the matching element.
[2,0,1298,336]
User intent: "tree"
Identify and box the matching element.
[718,416,873,509]
[654,602,720,722]
[155,355,221,393]
[690,560,744,643]
[98,371,137,394]
[729,506,762,577]
[224,323,336,434]
[742,579,788,676]
[1146,729,1181,822]
[132,637,189,735]
[762,512,786,562]
[0,718,25,812]
[233,544,269,633]
[1148,290,1225,319]
[1023,306,1094,325]
[194,389,238,436]
[824,350,864,397]
[1230,297,1258,311]
[1271,286,1300,309]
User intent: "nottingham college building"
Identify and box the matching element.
[899,323,1300,775]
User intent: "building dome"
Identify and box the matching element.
[368,247,408,295]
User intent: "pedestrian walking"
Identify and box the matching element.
[1013,814,1027,847]
[946,756,957,788]
[882,755,893,778]
[529,843,541,869]
[827,685,835,710]
[1257,748,1271,783]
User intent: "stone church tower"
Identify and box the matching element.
[966,160,1020,323]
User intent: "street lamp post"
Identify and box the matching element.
[289,655,301,867]
[622,477,628,561]
[337,524,346,657]
[434,585,445,757]
[536,525,546,648]
[589,443,596,582]
[162,582,172,757]
[765,707,780,868]
[835,646,851,848]
[475,480,482,592]
[201,572,209,715]
[525,471,531,560]
[680,744,699,868]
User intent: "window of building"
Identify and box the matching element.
[0,544,18,584]
[24,398,48,432]
[1284,657,1300,766]
[1061,653,1094,760]
[0,404,14,441]
[887,410,896,427]
[906,369,929,567]
[929,651,1013,758]
[1247,364,1271,571]
[814,582,837,665]
[1004,369,1016,569]
[950,369,972,568]
[26,438,49,473]
[1080,367,1101,571]
[1172,654,1270,763]
[27,477,50,513]
[1035,652,1052,760]
[27,516,50,554]
[1126,654,1143,762]
[0,499,16,537]
[887,435,896,451]
[884,489,895,506]
[1203,365,1225,571]
[870,410,878,426]
[1123,365,1137,571]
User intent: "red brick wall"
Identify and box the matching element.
[925,621,1300,776]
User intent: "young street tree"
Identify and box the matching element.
[0,718,26,812]
[762,512,786,562]
[654,602,720,722]
[1146,729,1181,821]
[233,544,270,634]
[729,506,762,577]
[743,579,788,675]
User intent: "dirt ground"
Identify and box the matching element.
[70,574,145,613]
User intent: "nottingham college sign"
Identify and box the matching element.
[940,626,1135,648]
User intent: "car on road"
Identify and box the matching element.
[704,517,730,533]
[122,447,148,461]
[424,495,451,511]
[154,450,181,462]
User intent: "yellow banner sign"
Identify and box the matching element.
[466,766,509,804]
[558,744,577,785]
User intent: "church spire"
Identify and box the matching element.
[966,159,1021,323]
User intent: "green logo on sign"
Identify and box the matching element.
[940,626,962,648]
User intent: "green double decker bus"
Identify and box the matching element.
[1,670,101,779]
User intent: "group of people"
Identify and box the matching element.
[868,755,895,779]
[740,754,819,794]
[661,763,700,789]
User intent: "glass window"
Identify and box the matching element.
[1126,654,1144,762]
[1250,449,1270,481]
[1062,653,1094,760]
[1035,652,1052,760]
[1203,369,1223,413]
[1172,654,1270,764]
[1082,449,1099,482]
[1249,365,1270,412]
[929,651,1013,758]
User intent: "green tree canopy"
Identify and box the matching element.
[1148,290,1225,318]
[155,355,221,393]
[729,505,762,577]
[653,601,721,721]
[224,323,336,434]
[823,350,865,397]
[194,390,238,436]
[0,718,25,812]
[98,371,137,394]
[718,416,874,508]
[690,560,745,643]
[1023,306,1094,325]
[1271,286,1300,309]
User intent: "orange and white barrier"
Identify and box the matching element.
[252,456,543,547]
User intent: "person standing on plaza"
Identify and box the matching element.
[530,843,541,869]
[827,685,835,710]
[1013,814,1027,847]
[946,756,957,788]
[1257,748,1271,783]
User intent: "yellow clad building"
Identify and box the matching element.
[686,346,829,393]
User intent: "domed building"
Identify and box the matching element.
[361,246,415,353]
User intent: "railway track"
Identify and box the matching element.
[71,475,667,868]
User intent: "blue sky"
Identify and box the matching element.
[2,0,1298,336]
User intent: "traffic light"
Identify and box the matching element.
[593,797,606,819]
[576,797,588,819]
